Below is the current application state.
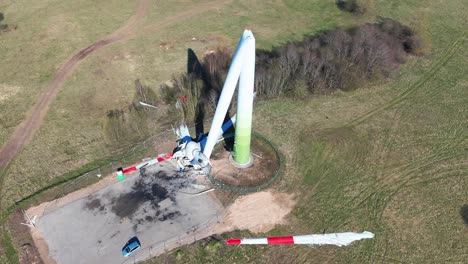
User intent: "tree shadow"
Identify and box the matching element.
[461,204,468,225]
[222,112,235,151]
[187,48,236,149]
[187,48,203,77]
[0,13,5,30]
[188,48,206,138]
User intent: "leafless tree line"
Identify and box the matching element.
[160,48,233,129]
[255,18,421,97]
[159,18,421,122]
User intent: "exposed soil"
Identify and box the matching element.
[30,228,56,264]
[0,83,20,102]
[210,137,279,187]
[215,190,296,233]
[26,168,295,262]
[7,210,43,264]
[1,3,150,259]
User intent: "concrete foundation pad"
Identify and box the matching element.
[228,153,254,168]
[30,162,222,264]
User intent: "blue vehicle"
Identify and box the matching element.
[122,237,141,257]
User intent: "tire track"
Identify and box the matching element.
[0,0,151,215]
[0,0,235,212]
[0,0,151,169]
[337,127,466,225]
[348,33,466,126]
[0,0,234,170]
[350,150,466,225]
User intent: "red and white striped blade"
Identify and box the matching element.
[226,231,374,246]
[121,153,173,174]
[226,236,294,245]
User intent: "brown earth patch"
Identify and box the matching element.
[7,210,43,264]
[210,136,278,187]
[216,190,296,233]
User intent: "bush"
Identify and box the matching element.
[103,80,160,145]
[202,48,231,77]
[103,103,148,145]
[336,0,363,14]
[0,12,15,32]
[134,79,159,107]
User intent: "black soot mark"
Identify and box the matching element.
[84,198,106,214]
[110,182,168,218]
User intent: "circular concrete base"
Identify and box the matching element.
[207,133,282,193]
[228,153,254,169]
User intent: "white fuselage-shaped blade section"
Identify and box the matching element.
[203,30,255,160]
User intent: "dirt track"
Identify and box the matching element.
[0,0,234,169]
[0,0,150,168]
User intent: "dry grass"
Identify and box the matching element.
[146,1,467,263]
[0,0,136,145]
[0,0,360,209]
[1,0,467,263]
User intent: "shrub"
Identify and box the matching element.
[202,48,231,76]
[103,104,148,146]
[103,80,160,145]
[336,0,363,14]
[134,79,159,107]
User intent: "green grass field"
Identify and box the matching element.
[0,0,362,214]
[145,1,467,263]
[1,0,467,263]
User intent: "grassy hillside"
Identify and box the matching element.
[144,1,467,263]
[0,0,467,263]
[0,0,136,146]
[0,0,362,211]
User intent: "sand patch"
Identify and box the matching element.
[216,190,296,233]
[0,83,20,102]
[30,228,57,264]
